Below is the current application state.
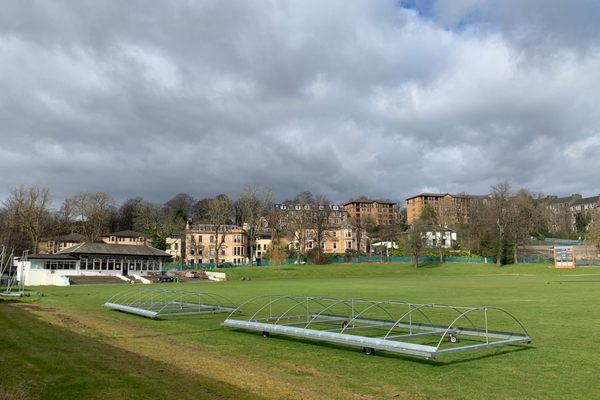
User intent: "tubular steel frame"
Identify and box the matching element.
[104,288,237,319]
[221,295,532,359]
[1,247,25,297]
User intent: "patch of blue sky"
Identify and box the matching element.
[397,0,435,19]
[397,0,485,32]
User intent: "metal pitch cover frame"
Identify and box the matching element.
[1,247,25,297]
[222,295,532,359]
[104,288,238,319]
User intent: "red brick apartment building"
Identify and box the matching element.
[406,193,487,226]
[343,200,396,226]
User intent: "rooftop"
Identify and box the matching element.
[406,193,487,201]
[101,230,147,238]
[56,242,171,258]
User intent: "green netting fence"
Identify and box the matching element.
[162,255,493,271]
[322,256,492,264]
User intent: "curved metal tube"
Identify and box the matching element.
[481,306,532,339]
[272,296,339,325]
[106,288,237,317]
[225,294,271,319]
[434,308,481,349]
[274,297,313,324]
[249,295,302,321]
[304,299,353,328]
[340,300,397,334]
[383,303,435,339]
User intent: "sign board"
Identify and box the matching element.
[554,246,575,269]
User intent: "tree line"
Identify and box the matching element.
[1,185,404,264]
[2,182,598,266]
[404,182,600,267]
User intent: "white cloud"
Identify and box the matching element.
[118,43,182,89]
[0,0,599,204]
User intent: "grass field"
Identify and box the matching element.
[2,262,600,399]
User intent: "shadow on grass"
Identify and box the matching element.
[411,262,447,269]
[0,304,265,400]
[229,329,535,367]
[101,310,230,339]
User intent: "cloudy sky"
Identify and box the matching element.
[1,0,599,206]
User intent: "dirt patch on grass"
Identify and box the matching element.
[0,386,28,400]
[13,304,324,399]
[12,302,417,399]
[11,303,56,313]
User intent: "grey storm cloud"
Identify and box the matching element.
[0,0,599,206]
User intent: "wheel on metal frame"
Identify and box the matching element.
[362,347,375,355]
[448,334,459,344]
[341,320,349,328]
[262,331,270,338]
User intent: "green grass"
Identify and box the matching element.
[2,262,600,399]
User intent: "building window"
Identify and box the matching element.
[345,230,352,238]
[333,242,337,250]
[346,241,352,249]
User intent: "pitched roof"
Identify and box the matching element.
[343,199,396,206]
[57,242,171,258]
[406,193,487,201]
[28,253,78,261]
[571,195,599,206]
[101,230,147,238]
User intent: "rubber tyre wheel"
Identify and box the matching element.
[363,347,375,355]
[262,331,270,338]
[449,335,459,344]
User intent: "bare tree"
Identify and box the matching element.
[510,189,547,263]
[489,182,512,267]
[286,198,312,263]
[237,185,272,265]
[404,219,426,269]
[309,195,331,261]
[56,197,78,235]
[346,214,375,255]
[417,204,448,262]
[3,186,50,253]
[377,220,404,260]
[264,204,288,264]
[586,210,600,251]
[203,195,232,266]
[458,198,492,256]
[68,192,115,242]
